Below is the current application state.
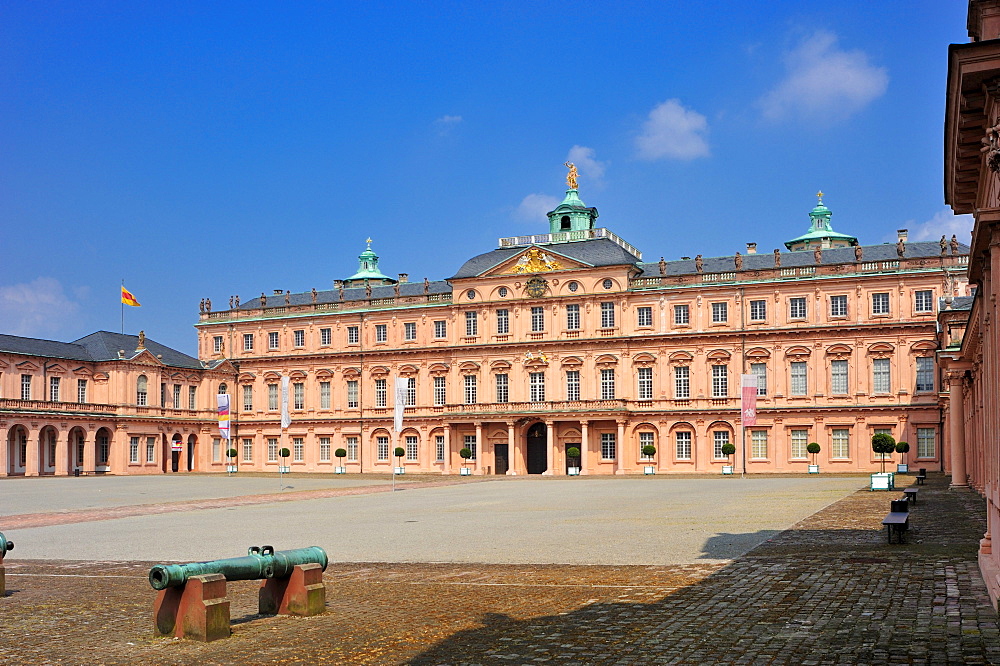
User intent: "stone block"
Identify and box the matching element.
[153,573,230,642]
[259,563,326,616]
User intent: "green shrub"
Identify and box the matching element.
[459,448,473,462]
[566,446,581,460]
[394,446,405,459]
[279,447,290,458]
[871,433,896,473]
[335,448,347,459]
[226,448,238,459]
[895,441,910,454]
[721,443,736,457]
[806,442,821,455]
[641,444,657,458]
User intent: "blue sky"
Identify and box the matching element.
[0,1,974,354]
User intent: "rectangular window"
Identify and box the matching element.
[751,430,768,459]
[831,360,848,395]
[750,300,767,321]
[49,377,60,402]
[160,383,166,406]
[268,438,278,463]
[130,436,139,464]
[601,433,616,460]
[831,429,850,459]
[293,382,304,410]
[566,370,580,401]
[917,428,936,458]
[146,436,156,464]
[789,297,807,319]
[675,431,692,460]
[375,324,387,343]
[914,290,934,313]
[791,429,809,459]
[21,375,31,401]
[434,320,447,338]
[320,381,331,409]
[269,331,279,350]
[637,306,653,327]
[406,377,416,406]
[293,330,305,347]
[375,379,387,407]
[435,435,445,462]
[495,309,509,335]
[529,372,545,402]
[348,326,359,344]
[712,365,728,398]
[434,376,446,405]
[872,358,891,394]
[637,367,653,400]
[640,431,654,458]
[243,333,254,351]
[173,384,181,408]
[711,302,728,323]
[293,437,304,463]
[213,336,223,353]
[243,384,253,411]
[830,295,848,317]
[406,435,418,461]
[674,366,690,399]
[600,302,615,328]
[566,304,580,330]
[531,306,545,332]
[267,384,278,410]
[347,380,359,409]
[915,357,934,392]
[674,304,690,325]
[320,328,332,345]
[464,375,477,404]
[320,437,331,462]
[377,436,389,461]
[790,362,807,396]
[871,292,890,315]
[751,363,767,396]
[243,438,253,463]
[713,431,730,459]
[465,312,478,337]
[78,379,88,404]
[495,374,508,403]
[189,386,196,410]
[404,322,417,340]
[464,435,477,460]
[600,368,616,400]
[347,436,358,461]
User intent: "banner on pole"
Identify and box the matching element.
[394,377,407,432]
[217,393,231,439]
[280,376,291,429]
[741,375,758,426]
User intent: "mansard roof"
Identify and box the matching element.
[0,331,203,369]
[450,238,641,280]
[239,280,452,309]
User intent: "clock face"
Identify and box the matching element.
[526,278,547,298]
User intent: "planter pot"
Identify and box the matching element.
[808,464,820,474]
[459,467,472,476]
[393,467,405,474]
[643,465,656,475]
[278,466,291,473]
[567,467,580,476]
[896,463,909,474]
[721,465,734,475]
[334,466,346,474]
[226,465,238,473]
[870,472,895,491]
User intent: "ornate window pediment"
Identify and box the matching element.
[490,359,512,372]
[428,362,450,376]
[288,370,308,380]
[784,345,812,359]
[745,347,770,359]
[595,354,619,368]
[867,342,895,357]
[369,366,390,378]
[910,340,937,355]
[238,372,256,383]
[706,349,731,362]
[668,351,693,365]
[263,371,282,381]
[560,356,584,368]
[397,364,419,377]
[342,367,361,379]
[458,361,480,374]
[632,352,656,367]
[16,360,40,372]
[315,369,334,380]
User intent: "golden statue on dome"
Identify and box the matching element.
[564,161,578,189]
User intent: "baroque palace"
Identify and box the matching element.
[0,176,973,479]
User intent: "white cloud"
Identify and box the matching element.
[758,30,888,122]
[908,209,974,243]
[0,277,82,337]
[566,145,607,185]
[634,99,710,161]
[514,193,560,222]
[434,115,463,135]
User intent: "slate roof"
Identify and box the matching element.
[450,238,642,280]
[941,295,975,311]
[238,280,453,310]
[0,331,202,369]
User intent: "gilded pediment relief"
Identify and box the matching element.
[492,247,583,276]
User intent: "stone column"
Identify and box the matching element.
[506,421,516,475]
[948,373,968,487]
[616,421,626,474]
[544,420,554,475]
[24,431,39,477]
[55,431,68,476]
[475,422,483,474]
[443,424,452,474]
[83,437,96,473]
[580,420,590,475]
[360,427,372,474]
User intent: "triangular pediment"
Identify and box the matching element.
[130,349,164,366]
[488,246,590,277]
[16,360,40,371]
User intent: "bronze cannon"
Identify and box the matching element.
[0,532,12,557]
[148,545,327,590]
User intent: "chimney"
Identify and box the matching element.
[273,289,283,295]
[746,243,757,254]
[897,229,908,243]
[398,273,409,283]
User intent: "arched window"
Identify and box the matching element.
[136,375,148,406]
[219,382,228,395]
[560,215,571,230]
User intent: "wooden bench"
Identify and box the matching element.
[902,487,918,504]
[882,499,910,544]
[73,469,106,477]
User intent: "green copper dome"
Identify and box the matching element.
[345,238,395,284]
[784,192,857,251]
[547,189,599,234]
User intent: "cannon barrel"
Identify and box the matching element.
[148,545,327,590]
[0,532,12,556]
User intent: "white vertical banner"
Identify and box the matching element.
[741,374,758,426]
[280,375,291,429]
[217,393,231,440]
[394,377,408,433]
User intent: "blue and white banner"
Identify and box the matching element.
[280,376,291,429]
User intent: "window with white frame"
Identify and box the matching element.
[789,297,807,319]
[347,436,358,461]
[147,436,156,463]
[293,382,304,410]
[130,436,139,464]
[674,304,690,325]
[173,384,181,408]
[871,292,890,315]
[601,433,617,460]
[917,427,936,458]
[434,376,446,405]
[293,330,305,347]
[218,382,227,395]
[711,365,728,398]
[751,430,768,459]
[831,360,849,395]
[529,372,545,402]
[377,436,389,461]
[600,369,616,400]
[496,309,509,334]
[601,302,615,328]
[320,328,332,345]
[640,431,655,458]
[790,429,809,459]
[495,374,508,403]
[674,366,690,399]
[405,377,416,406]
[243,384,253,411]
[464,375,477,404]
[189,386,196,410]
[531,306,544,332]
[675,431,692,460]
[406,435,418,461]
[566,370,580,401]
[375,324,387,343]
[915,357,934,392]
[320,381,331,409]
[267,438,278,463]
[464,434,477,460]
[751,363,767,396]
[465,312,478,337]
[404,322,416,341]
[435,435,445,462]
[434,320,447,338]
[268,331,279,349]
[348,326,359,344]
[243,438,253,462]
[97,434,109,465]
[135,375,146,406]
[637,306,653,327]
[320,437,331,462]
[347,380,359,408]
[713,430,730,459]
[790,362,807,396]
[831,429,850,459]
[161,383,166,406]
[375,378,387,407]
[213,336,223,353]
[243,333,254,351]
[872,358,891,394]
[711,302,728,323]
[914,290,934,313]
[49,377,60,402]
[293,437,304,462]
[750,300,767,321]
[566,304,580,330]
[267,384,278,410]
[830,294,848,317]
[637,367,653,400]
[79,379,88,404]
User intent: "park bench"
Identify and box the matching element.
[915,468,927,485]
[902,487,918,504]
[73,469,106,477]
[882,499,910,544]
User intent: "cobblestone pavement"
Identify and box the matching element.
[0,474,997,664]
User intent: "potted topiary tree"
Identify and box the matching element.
[566,446,581,476]
[459,447,473,475]
[226,447,238,475]
[895,441,910,474]
[871,433,896,490]
[335,447,347,474]
[279,447,291,474]
[721,443,736,475]
[641,444,657,475]
[807,442,821,474]
[394,446,406,474]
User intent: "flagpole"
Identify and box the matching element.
[121,279,125,334]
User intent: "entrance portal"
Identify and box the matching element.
[494,444,509,475]
[526,423,547,474]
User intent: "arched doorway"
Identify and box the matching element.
[187,434,197,472]
[39,426,58,475]
[171,435,183,472]
[526,422,547,474]
[7,425,28,475]
[68,426,86,474]
[95,427,112,473]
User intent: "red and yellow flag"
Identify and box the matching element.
[121,286,141,307]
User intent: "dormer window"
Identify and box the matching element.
[560,215,571,230]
